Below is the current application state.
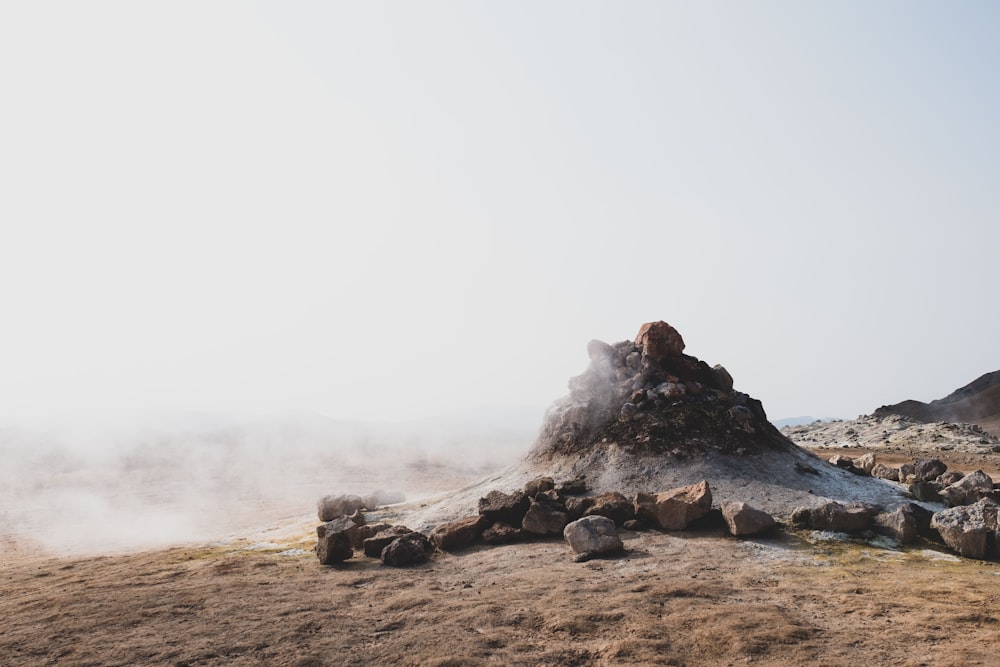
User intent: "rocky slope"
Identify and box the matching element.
[874,370,1000,437]
[782,414,1000,456]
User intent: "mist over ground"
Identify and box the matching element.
[0,408,540,556]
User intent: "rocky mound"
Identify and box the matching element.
[406,322,912,528]
[874,371,1000,437]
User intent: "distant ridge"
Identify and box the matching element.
[873,370,1000,437]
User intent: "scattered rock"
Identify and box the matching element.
[720,501,775,536]
[363,526,418,558]
[352,523,391,550]
[938,471,965,486]
[563,496,593,520]
[381,534,433,567]
[563,515,624,561]
[874,503,932,545]
[634,480,712,531]
[854,452,876,475]
[481,522,524,545]
[522,498,569,536]
[315,517,356,565]
[931,499,1000,559]
[430,516,489,552]
[477,490,530,527]
[524,477,555,497]
[828,455,854,469]
[791,501,879,533]
[582,492,635,526]
[913,458,947,483]
[871,463,900,482]
[908,482,941,503]
[940,470,994,507]
[555,477,588,496]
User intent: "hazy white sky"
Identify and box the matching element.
[1,1,998,423]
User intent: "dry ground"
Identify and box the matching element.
[4,447,1000,667]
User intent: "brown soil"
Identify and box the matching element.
[6,449,1000,667]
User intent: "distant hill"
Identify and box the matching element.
[771,416,840,429]
[873,370,1000,437]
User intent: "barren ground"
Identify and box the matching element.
[5,447,1000,667]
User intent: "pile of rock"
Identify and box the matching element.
[314,490,432,567]
[531,321,789,460]
[824,452,1000,508]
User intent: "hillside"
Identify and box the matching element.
[873,370,1000,437]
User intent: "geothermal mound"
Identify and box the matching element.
[408,322,912,529]
[874,370,1000,438]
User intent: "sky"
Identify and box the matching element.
[1,1,999,425]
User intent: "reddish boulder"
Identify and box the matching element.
[634,321,685,362]
[634,480,712,531]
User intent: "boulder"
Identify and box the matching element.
[478,490,530,527]
[316,493,365,522]
[481,522,524,545]
[430,516,489,552]
[634,321,685,362]
[582,492,635,526]
[381,534,433,567]
[564,496,593,520]
[938,471,965,487]
[353,522,392,550]
[524,477,555,497]
[522,499,569,536]
[854,452,877,475]
[931,499,1000,559]
[563,515,624,561]
[898,463,917,484]
[363,526,418,558]
[871,463,900,482]
[634,480,712,531]
[874,503,932,545]
[908,481,941,502]
[828,455,854,469]
[790,501,879,533]
[720,501,775,537]
[940,470,994,507]
[315,517,355,565]
[914,459,948,483]
[555,477,588,496]
[711,364,734,392]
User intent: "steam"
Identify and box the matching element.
[0,409,538,556]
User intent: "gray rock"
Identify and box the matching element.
[721,501,775,536]
[931,499,1000,559]
[874,503,931,545]
[940,470,994,507]
[938,471,965,486]
[564,496,593,520]
[430,516,489,552]
[634,480,712,531]
[563,515,624,560]
[828,455,854,469]
[522,499,569,536]
[478,490,530,526]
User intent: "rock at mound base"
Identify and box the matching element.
[381,535,433,567]
[721,501,775,537]
[931,499,1000,560]
[431,516,489,552]
[634,480,712,531]
[478,490,530,527]
[564,515,624,560]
